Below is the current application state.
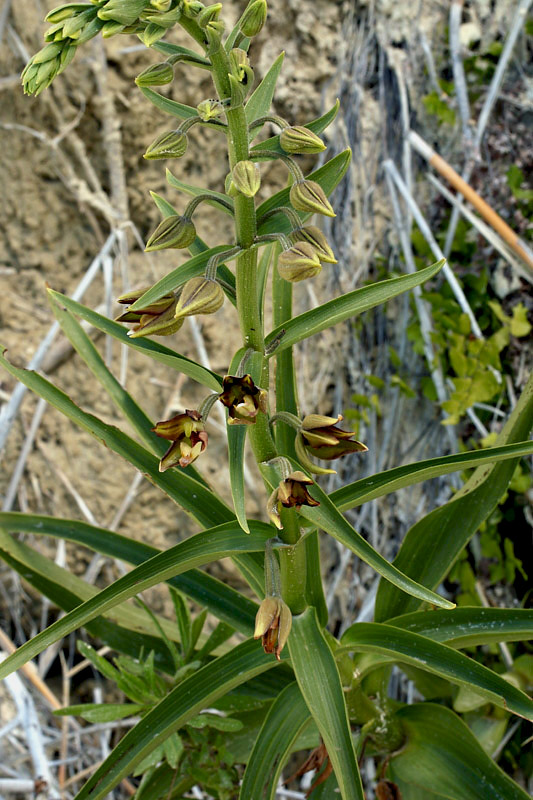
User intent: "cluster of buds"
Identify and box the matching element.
[218,374,268,425]
[267,471,319,530]
[295,414,368,474]
[116,287,183,338]
[152,409,208,470]
[116,276,224,339]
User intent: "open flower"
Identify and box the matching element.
[295,414,367,474]
[254,596,292,661]
[218,374,268,424]
[152,409,207,470]
[267,470,320,529]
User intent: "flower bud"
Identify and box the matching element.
[219,374,268,425]
[229,48,254,91]
[98,0,147,26]
[135,61,173,87]
[240,0,267,37]
[291,225,337,264]
[295,413,367,473]
[232,160,261,198]
[289,180,335,218]
[174,277,224,321]
[277,242,322,282]
[182,0,204,16]
[115,287,183,338]
[144,129,188,160]
[254,596,292,661]
[145,215,196,251]
[101,19,126,37]
[138,22,166,46]
[280,125,326,155]
[150,0,171,10]
[197,2,222,27]
[46,4,85,24]
[153,409,208,470]
[196,98,225,121]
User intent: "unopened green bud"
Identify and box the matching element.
[174,277,224,320]
[144,6,182,26]
[280,125,326,155]
[21,41,76,95]
[291,225,337,263]
[46,3,89,24]
[197,98,224,121]
[277,242,322,282]
[145,215,196,251]
[77,16,104,43]
[182,0,204,16]
[232,160,261,198]
[138,22,167,45]
[98,0,147,26]
[101,19,126,36]
[240,0,267,37]
[289,180,335,218]
[144,129,188,160]
[135,61,173,87]
[198,2,221,27]
[149,0,171,10]
[62,11,92,39]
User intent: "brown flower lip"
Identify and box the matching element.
[267,470,320,529]
[218,374,268,425]
[152,409,207,470]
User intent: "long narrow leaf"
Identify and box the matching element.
[0,512,258,635]
[73,640,283,800]
[388,703,529,800]
[338,623,533,720]
[295,477,455,610]
[240,682,311,800]
[265,260,445,355]
[375,373,533,621]
[0,521,272,679]
[47,290,222,391]
[0,347,231,528]
[330,441,533,511]
[245,52,284,123]
[289,607,364,800]
[386,607,533,649]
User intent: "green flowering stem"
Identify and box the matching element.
[278,537,307,614]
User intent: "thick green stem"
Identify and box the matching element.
[279,538,307,614]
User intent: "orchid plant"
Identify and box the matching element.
[1,1,532,798]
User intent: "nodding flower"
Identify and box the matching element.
[266,470,320,529]
[152,409,208,470]
[218,374,268,425]
[254,596,292,661]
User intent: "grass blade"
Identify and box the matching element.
[289,607,364,800]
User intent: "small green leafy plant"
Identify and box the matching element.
[1,2,532,798]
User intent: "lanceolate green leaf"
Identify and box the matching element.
[127,245,235,313]
[0,521,272,680]
[387,704,529,800]
[0,512,258,635]
[0,347,230,528]
[338,623,533,720]
[330,441,533,511]
[289,608,364,800]
[47,291,223,391]
[73,640,282,800]
[375,373,533,622]
[166,170,234,214]
[295,477,455,610]
[139,87,225,130]
[245,52,284,124]
[386,607,533,649]
[251,100,340,155]
[240,682,312,800]
[266,260,445,355]
[150,190,179,218]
